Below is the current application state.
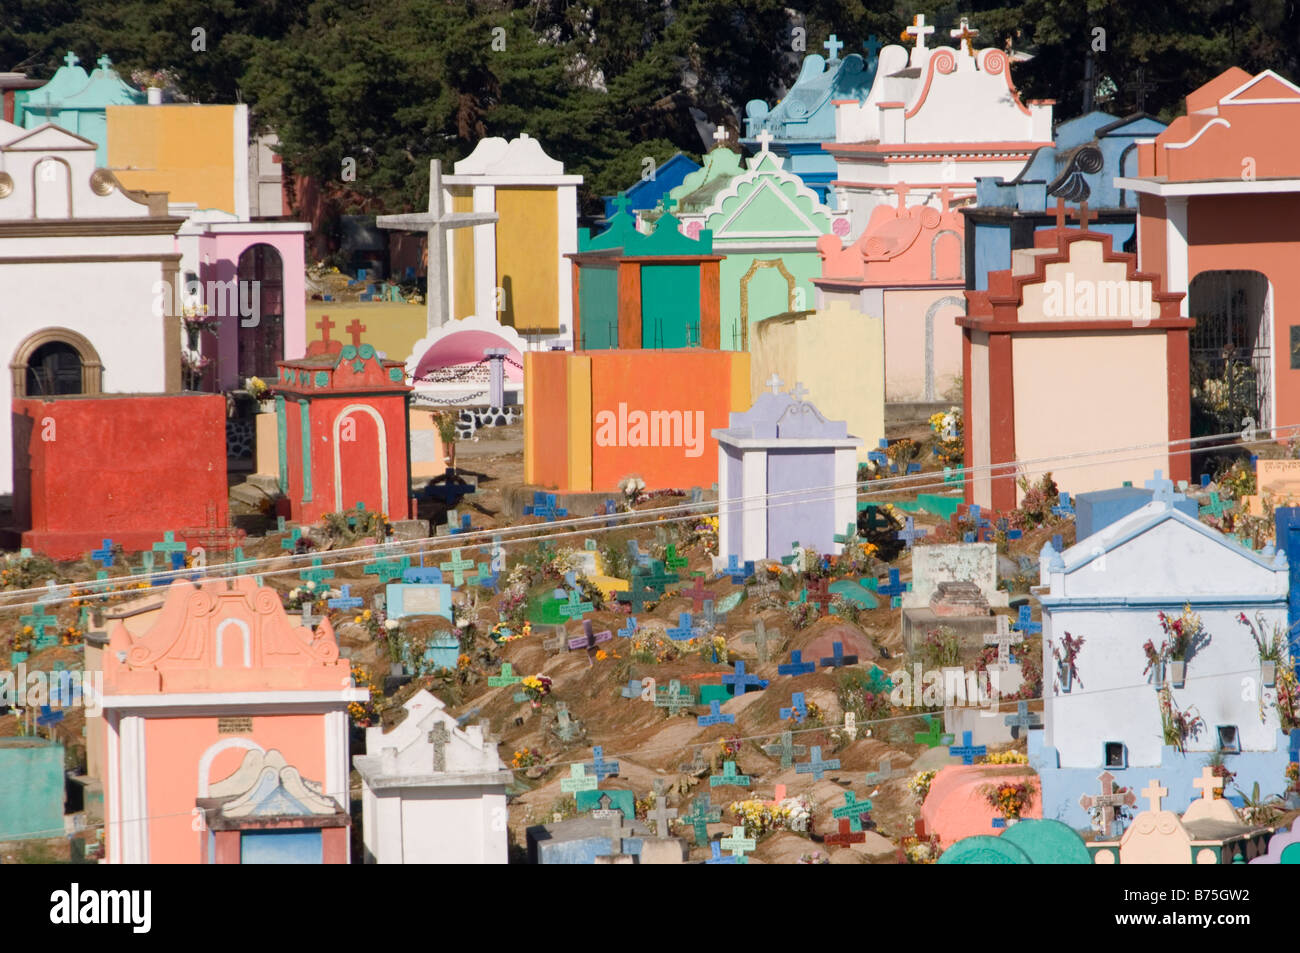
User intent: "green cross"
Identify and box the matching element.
[720,825,756,862]
[558,589,594,620]
[833,523,858,547]
[280,527,303,551]
[152,531,186,559]
[20,604,59,640]
[640,560,679,593]
[487,663,523,687]
[132,551,156,575]
[439,548,475,587]
[299,557,335,584]
[831,791,874,832]
[710,761,751,788]
[914,714,955,748]
[560,762,597,793]
[230,546,248,573]
[654,679,695,715]
[685,796,721,846]
[663,544,687,571]
[364,554,409,584]
[1200,492,1229,518]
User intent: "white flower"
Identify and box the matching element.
[289,588,300,599]
[384,619,399,631]
[306,581,317,591]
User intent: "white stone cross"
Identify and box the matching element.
[376,160,500,334]
[950,17,980,56]
[905,14,935,51]
[765,373,784,394]
[823,34,843,62]
[1192,766,1223,802]
[789,381,809,402]
[983,615,1016,668]
[1141,778,1168,813]
[755,129,775,153]
[713,124,730,145]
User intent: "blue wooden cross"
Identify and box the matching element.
[91,539,116,568]
[37,705,64,727]
[721,661,767,696]
[485,534,506,572]
[876,568,909,607]
[796,745,841,780]
[558,588,594,621]
[471,562,499,592]
[819,642,858,669]
[404,566,443,584]
[627,539,651,568]
[524,491,567,521]
[896,517,926,549]
[584,746,620,781]
[617,616,639,641]
[867,438,889,468]
[1011,604,1042,636]
[328,585,363,611]
[996,516,1023,541]
[777,650,815,676]
[152,531,187,569]
[706,842,740,864]
[439,548,475,586]
[603,498,618,527]
[1004,700,1042,739]
[697,700,736,727]
[1051,533,1064,552]
[948,730,987,765]
[1144,469,1184,504]
[665,612,699,641]
[621,678,644,699]
[780,692,808,723]
[723,554,755,584]
[1051,492,1075,519]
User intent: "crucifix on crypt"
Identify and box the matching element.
[377,160,500,334]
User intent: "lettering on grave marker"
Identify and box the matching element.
[218,717,253,734]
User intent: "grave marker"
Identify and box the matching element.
[681,576,713,611]
[914,715,955,748]
[648,796,678,839]
[654,679,695,715]
[780,692,808,723]
[948,730,987,765]
[1003,701,1042,739]
[487,663,523,688]
[721,661,768,696]
[819,641,858,669]
[697,700,736,727]
[710,762,751,788]
[983,615,1018,668]
[719,826,756,862]
[328,585,364,611]
[561,763,597,793]
[777,650,815,676]
[761,731,808,768]
[831,791,874,832]
[1011,604,1042,636]
[742,619,780,664]
[1078,770,1137,837]
[795,746,840,780]
[585,746,620,781]
[723,555,755,584]
[685,796,722,845]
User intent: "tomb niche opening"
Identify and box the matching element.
[10,327,102,397]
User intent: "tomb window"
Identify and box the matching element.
[1103,741,1127,769]
[10,327,103,397]
[1215,725,1240,754]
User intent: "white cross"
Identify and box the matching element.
[905,14,935,51]
[983,615,1016,668]
[755,129,775,153]
[1192,766,1223,802]
[950,17,980,56]
[790,381,809,402]
[823,34,843,62]
[1141,779,1168,813]
[765,373,784,394]
[376,160,500,333]
[713,124,730,145]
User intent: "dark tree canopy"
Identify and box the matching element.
[5,0,1297,228]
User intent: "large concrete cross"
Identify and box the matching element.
[376,159,499,333]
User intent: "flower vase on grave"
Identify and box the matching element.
[1150,662,1165,689]
[1169,659,1186,689]
[147,86,163,104]
[1260,661,1276,688]
[1058,660,1072,694]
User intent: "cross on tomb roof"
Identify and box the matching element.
[345,318,367,347]
[1192,765,1224,802]
[376,160,500,332]
[64,51,80,68]
[823,34,844,62]
[755,129,774,153]
[428,721,450,772]
[789,381,809,402]
[315,314,336,346]
[903,14,935,50]
[862,34,883,62]
[96,54,112,69]
[950,17,979,55]
[713,124,730,145]
[1141,779,1168,813]
[765,373,784,394]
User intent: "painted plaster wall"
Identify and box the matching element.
[142,714,329,864]
[1,254,174,496]
[0,739,64,841]
[305,302,422,364]
[1011,332,1169,500]
[497,187,560,332]
[718,251,821,352]
[767,447,835,555]
[641,264,701,348]
[451,191,477,320]
[13,393,228,559]
[204,231,307,389]
[107,105,246,216]
[748,304,884,461]
[968,331,991,508]
[524,349,749,492]
[577,265,619,349]
[883,288,965,402]
[394,786,508,863]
